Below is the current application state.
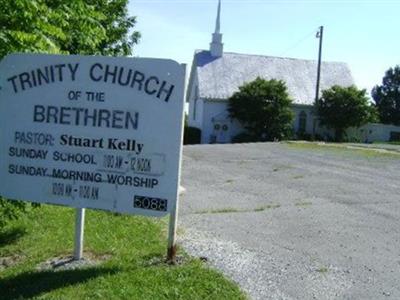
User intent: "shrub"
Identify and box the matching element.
[0,198,39,229]
[296,131,313,141]
[372,66,400,126]
[231,132,258,143]
[228,77,294,141]
[315,85,377,142]
[184,127,201,145]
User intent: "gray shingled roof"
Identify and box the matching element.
[194,50,354,105]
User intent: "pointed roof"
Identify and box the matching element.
[215,0,221,34]
[210,0,223,57]
[190,50,355,105]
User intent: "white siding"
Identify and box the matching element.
[347,123,400,143]
[201,101,242,143]
[187,74,204,129]
[197,102,333,144]
[292,105,315,135]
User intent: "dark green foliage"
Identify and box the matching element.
[231,132,258,143]
[390,131,400,142]
[296,131,313,141]
[0,198,39,228]
[315,85,377,142]
[0,0,140,59]
[371,66,400,125]
[228,77,294,141]
[0,0,140,228]
[184,127,201,145]
[0,198,26,228]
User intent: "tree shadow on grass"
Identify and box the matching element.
[0,227,26,248]
[0,267,119,300]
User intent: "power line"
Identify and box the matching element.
[280,28,318,57]
[134,1,400,3]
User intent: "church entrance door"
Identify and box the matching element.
[213,122,230,143]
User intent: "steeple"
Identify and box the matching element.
[215,0,221,34]
[210,0,223,57]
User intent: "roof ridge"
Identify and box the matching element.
[195,49,348,65]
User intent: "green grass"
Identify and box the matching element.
[0,205,246,300]
[196,204,281,214]
[253,204,281,212]
[285,141,400,158]
[373,141,400,145]
[295,201,312,207]
[316,267,329,273]
[195,208,241,214]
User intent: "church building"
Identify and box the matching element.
[186,0,355,144]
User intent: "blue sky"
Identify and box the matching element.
[129,0,400,96]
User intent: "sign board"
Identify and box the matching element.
[0,54,185,217]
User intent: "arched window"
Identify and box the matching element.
[193,98,197,120]
[193,86,199,120]
[298,111,307,133]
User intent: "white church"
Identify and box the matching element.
[186,0,355,144]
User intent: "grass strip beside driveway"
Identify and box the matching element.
[0,205,246,300]
[285,141,400,158]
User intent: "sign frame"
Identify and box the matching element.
[0,53,186,262]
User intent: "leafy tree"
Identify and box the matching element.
[0,199,40,228]
[371,66,400,125]
[0,0,140,228]
[228,77,294,141]
[91,0,141,56]
[315,85,377,142]
[0,0,140,59]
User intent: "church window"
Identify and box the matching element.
[299,111,307,132]
[193,98,197,120]
[193,86,199,120]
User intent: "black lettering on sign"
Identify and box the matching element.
[14,131,55,146]
[88,63,175,102]
[8,164,48,177]
[79,185,99,200]
[106,174,158,188]
[7,63,80,93]
[33,105,139,130]
[130,157,151,173]
[52,182,74,197]
[103,154,124,170]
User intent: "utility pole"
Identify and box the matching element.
[313,26,324,137]
[315,26,324,102]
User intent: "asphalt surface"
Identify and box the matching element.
[178,142,400,300]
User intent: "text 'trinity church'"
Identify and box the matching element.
[186,0,354,144]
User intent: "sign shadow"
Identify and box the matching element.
[0,267,120,299]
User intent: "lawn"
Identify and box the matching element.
[285,141,400,159]
[373,141,400,146]
[0,205,246,300]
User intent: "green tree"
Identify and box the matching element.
[0,0,140,59]
[315,85,377,142]
[228,77,294,141]
[371,66,400,125]
[0,0,140,228]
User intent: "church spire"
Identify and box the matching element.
[210,0,223,57]
[215,0,221,34]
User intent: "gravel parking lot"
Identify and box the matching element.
[179,142,400,300]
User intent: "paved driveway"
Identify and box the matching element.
[178,142,400,300]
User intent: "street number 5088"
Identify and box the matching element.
[133,195,167,212]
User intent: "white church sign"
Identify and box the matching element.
[0,53,185,217]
